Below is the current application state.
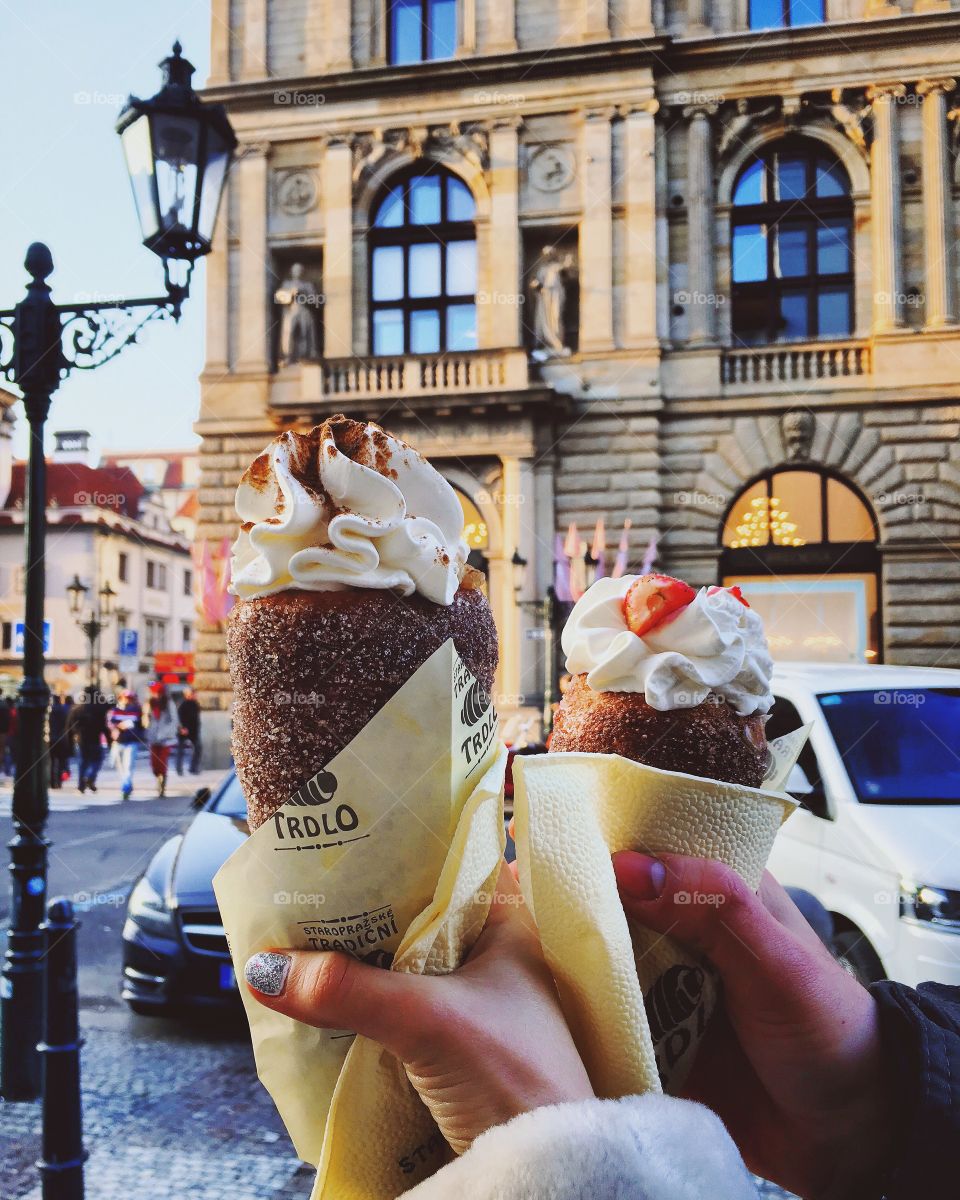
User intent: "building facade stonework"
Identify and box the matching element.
[195,0,960,735]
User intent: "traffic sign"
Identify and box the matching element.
[118,628,138,657]
[14,622,51,655]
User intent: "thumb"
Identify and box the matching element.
[612,851,832,1018]
[243,949,434,1062]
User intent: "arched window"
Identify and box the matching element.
[731,140,852,346]
[720,469,881,662]
[369,167,477,356]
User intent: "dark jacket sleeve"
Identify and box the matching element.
[870,980,960,1198]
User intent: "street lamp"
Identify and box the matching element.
[0,43,235,1103]
[511,550,558,741]
[67,576,117,689]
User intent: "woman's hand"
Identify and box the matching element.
[613,851,895,1200]
[244,863,593,1153]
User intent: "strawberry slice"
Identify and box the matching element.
[708,584,750,609]
[623,574,696,637]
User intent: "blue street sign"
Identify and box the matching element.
[14,622,51,655]
[118,628,139,657]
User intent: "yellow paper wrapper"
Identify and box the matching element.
[213,640,507,1200]
[512,728,808,1097]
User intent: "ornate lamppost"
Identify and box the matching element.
[0,42,236,1101]
[66,576,117,691]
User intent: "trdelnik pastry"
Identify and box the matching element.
[551,573,774,786]
[228,414,498,829]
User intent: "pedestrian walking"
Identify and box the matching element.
[48,694,72,788]
[175,686,202,775]
[0,696,10,776]
[146,682,178,797]
[67,686,110,794]
[108,689,143,800]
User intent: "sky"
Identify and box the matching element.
[0,1,212,460]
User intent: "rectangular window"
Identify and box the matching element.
[749,0,823,28]
[146,561,156,589]
[732,225,767,283]
[1,622,10,651]
[182,622,192,649]
[158,563,167,591]
[184,568,192,597]
[145,619,167,655]
[118,552,129,583]
[388,0,457,65]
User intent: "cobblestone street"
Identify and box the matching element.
[1,1006,314,1199]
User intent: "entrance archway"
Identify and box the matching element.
[720,467,881,662]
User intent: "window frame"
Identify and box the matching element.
[387,0,457,65]
[731,140,853,346]
[368,165,477,357]
[748,0,825,29]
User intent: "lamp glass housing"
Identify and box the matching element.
[67,575,88,615]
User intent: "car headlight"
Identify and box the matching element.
[899,881,960,931]
[127,875,175,938]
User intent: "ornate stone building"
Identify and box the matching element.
[195,0,960,744]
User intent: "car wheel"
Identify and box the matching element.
[831,929,886,985]
[126,1000,169,1017]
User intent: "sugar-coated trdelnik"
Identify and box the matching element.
[227,414,498,830]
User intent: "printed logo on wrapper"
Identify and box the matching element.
[271,768,366,848]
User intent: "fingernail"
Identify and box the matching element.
[244,951,291,996]
[613,852,667,901]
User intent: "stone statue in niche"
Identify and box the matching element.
[275,263,322,365]
[530,246,575,360]
[781,409,815,461]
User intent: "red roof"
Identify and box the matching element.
[4,461,144,519]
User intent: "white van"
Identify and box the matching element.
[765,663,960,988]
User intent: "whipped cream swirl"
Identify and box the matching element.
[230,418,468,605]
[562,576,774,715]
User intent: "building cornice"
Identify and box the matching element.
[200,37,668,112]
[661,10,960,74]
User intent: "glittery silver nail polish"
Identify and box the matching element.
[244,951,291,996]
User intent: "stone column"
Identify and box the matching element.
[486,0,516,49]
[322,137,355,357]
[684,104,718,346]
[326,3,353,71]
[917,78,957,328]
[488,118,523,348]
[620,101,659,348]
[623,0,654,32]
[205,202,229,374]
[868,84,907,332]
[458,0,477,53]
[498,457,523,703]
[236,145,270,370]
[582,0,610,39]
[686,0,708,32]
[209,0,231,85]
[240,0,267,80]
[367,0,387,65]
[579,107,615,353]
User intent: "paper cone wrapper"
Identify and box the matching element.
[512,728,807,1097]
[213,640,507,1200]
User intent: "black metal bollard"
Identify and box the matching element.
[38,897,86,1199]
